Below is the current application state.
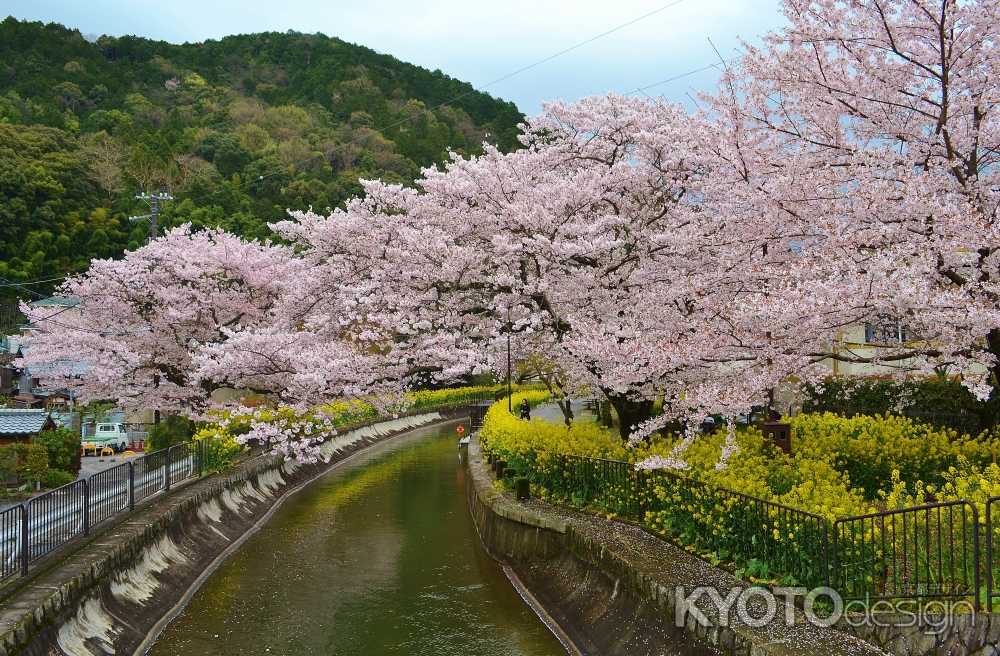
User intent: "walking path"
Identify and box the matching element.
[531,398,598,424]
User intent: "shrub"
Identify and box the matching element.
[16,443,49,486]
[803,376,996,434]
[42,468,76,489]
[148,415,195,451]
[192,426,244,472]
[34,427,82,474]
[0,445,17,483]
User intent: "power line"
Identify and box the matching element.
[627,60,732,97]
[378,0,693,134]
[0,275,66,289]
[0,275,48,300]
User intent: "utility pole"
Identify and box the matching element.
[129,189,173,243]
[130,189,172,428]
[506,306,512,413]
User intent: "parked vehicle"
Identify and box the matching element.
[84,423,129,454]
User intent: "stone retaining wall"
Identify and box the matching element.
[837,609,1000,656]
[0,412,453,656]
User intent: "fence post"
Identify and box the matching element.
[128,462,135,512]
[196,440,204,477]
[164,448,171,492]
[972,503,981,613]
[19,504,28,576]
[82,479,90,536]
[823,520,832,590]
[831,520,840,594]
[988,499,995,612]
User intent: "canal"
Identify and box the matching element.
[148,419,567,656]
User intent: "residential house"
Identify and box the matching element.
[0,409,56,446]
[6,296,86,409]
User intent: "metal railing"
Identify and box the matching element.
[495,449,1000,610]
[0,439,209,583]
[834,501,980,604]
[983,497,1000,610]
[536,454,831,589]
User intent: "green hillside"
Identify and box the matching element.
[0,17,523,299]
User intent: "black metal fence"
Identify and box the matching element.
[496,450,1000,610]
[835,501,980,605]
[0,438,211,583]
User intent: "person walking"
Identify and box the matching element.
[518,398,531,420]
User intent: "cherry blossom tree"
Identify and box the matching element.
[19,226,295,418]
[27,0,998,465]
[706,0,1000,403]
[268,95,782,441]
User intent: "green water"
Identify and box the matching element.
[148,420,567,656]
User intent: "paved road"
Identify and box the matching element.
[79,452,138,480]
[531,398,598,424]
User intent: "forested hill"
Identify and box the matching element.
[0,17,523,299]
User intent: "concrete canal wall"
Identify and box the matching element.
[465,436,890,656]
[0,412,454,656]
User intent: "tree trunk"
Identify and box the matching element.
[986,329,1000,426]
[604,392,654,442]
[556,395,573,427]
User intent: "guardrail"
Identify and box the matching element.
[0,440,210,582]
[494,450,1000,611]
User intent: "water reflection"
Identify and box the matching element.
[150,421,566,656]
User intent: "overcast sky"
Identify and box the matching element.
[5,0,786,116]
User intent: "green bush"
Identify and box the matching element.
[148,415,195,452]
[34,427,82,474]
[0,445,17,483]
[42,469,76,489]
[15,443,49,486]
[803,376,996,434]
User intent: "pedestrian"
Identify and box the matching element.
[518,398,531,420]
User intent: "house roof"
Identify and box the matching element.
[0,409,53,435]
[31,296,79,308]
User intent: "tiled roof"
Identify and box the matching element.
[0,409,51,435]
[31,296,79,308]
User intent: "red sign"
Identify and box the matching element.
[456,425,466,435]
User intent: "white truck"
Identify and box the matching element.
[85,423,130,454]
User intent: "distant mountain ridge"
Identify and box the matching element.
[0,16,523,299]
